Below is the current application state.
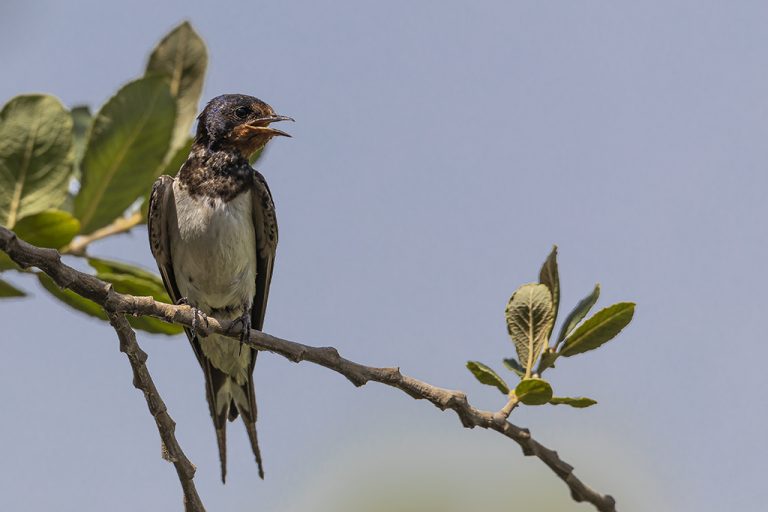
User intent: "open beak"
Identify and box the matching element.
[244,115,295,138]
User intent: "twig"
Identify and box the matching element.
[62,211,143,256]
[0,226,617,512]
[498,395,519,419]
[108,313,205,512]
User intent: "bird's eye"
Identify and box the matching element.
[234,106,250,119]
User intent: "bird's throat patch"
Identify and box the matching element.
[231,125,268,158]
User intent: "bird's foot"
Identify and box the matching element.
[228,305,252,355]
[176,297,209,339]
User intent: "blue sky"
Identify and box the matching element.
[1,1,766,511]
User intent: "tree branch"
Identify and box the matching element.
[108,313,205,512]
[62,211,143,256]
[498,395,520,419]
[0,226,617,512]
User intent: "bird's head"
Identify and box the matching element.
[195,94,293,159]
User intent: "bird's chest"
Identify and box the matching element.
[170,182,256,312]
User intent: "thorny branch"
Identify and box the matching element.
[0,226,617,512]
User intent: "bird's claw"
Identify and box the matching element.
[177,297,208,340]
[228,306,252,356]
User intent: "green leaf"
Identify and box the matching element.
[0,253,18,271]
[502,357,526,378]
[0,278,25,297]
[560,302,635,357]
[0,95,73,228]
[140,136,192,221]
[556,283,600,346]
[146,21,207,154]
[537,348,559,373]
[514,378,553,405]
[466,361,510,394]
[249,146,264,166]
[40,266,181,335]
[96,271,181,335]
[130,316,181,335]
[539,245,559,337]
[97,272,166,296]
[505,283,554,377]
[548,396,597,408]
[70,105,92,181]
[13,209,80,248]
[39,273,106,320]
[74,77,176,234]
[164,136,193,175]
[88,257,164,285]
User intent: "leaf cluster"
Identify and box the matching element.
[467,246,635,408]
[0,23,236,335]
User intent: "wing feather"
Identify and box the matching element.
[236,171,278,479]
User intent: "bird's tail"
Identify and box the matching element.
[202,352,264,483]
[237,368,265,479]
[200,362,231,483]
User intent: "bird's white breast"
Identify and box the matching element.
[170,180,256,315]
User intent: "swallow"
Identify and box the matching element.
[148,94,292,482]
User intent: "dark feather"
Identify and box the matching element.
[237,170,278,479]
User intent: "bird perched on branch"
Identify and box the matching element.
[148,94,292,482]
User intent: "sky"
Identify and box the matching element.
[1,1,766,511]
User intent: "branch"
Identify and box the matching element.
[62,211,143,256]
[498,395,520,419]
[109,313,205,512]
[0,226,617,512]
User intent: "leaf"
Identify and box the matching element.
[13,209,80,248]
[131,315,182,335]
[502,357,526,378]
[538,349,559,373]
[146,21,207,154]
[39,266,181,335]
[164,136,193,175]
[70,105,92,181]
[505,283,554,377]
[539,245,559,337]
[87,257,163,283]
[514,378,553,406]
[74,77,176,234]
[39,273,106,320]
[140,136,192,221]
[548,396,597,408]
[556,283,600,346]
[95,271,181,335]
[96,271,170,303]
[466,361,510,394]
[0,278,25,297]
[0,253,18,271]
[560,302,635,357]
[0,95,73,228]
[249,146,264,166]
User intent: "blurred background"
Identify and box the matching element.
[1,1,766,510]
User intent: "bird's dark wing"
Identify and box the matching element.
[148,175,233,481]
[235,170,278,478]
[250,170,279,332]
[148,176,183,306]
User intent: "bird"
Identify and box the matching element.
[147,94,292,483]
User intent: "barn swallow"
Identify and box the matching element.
[148,94,292,482]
